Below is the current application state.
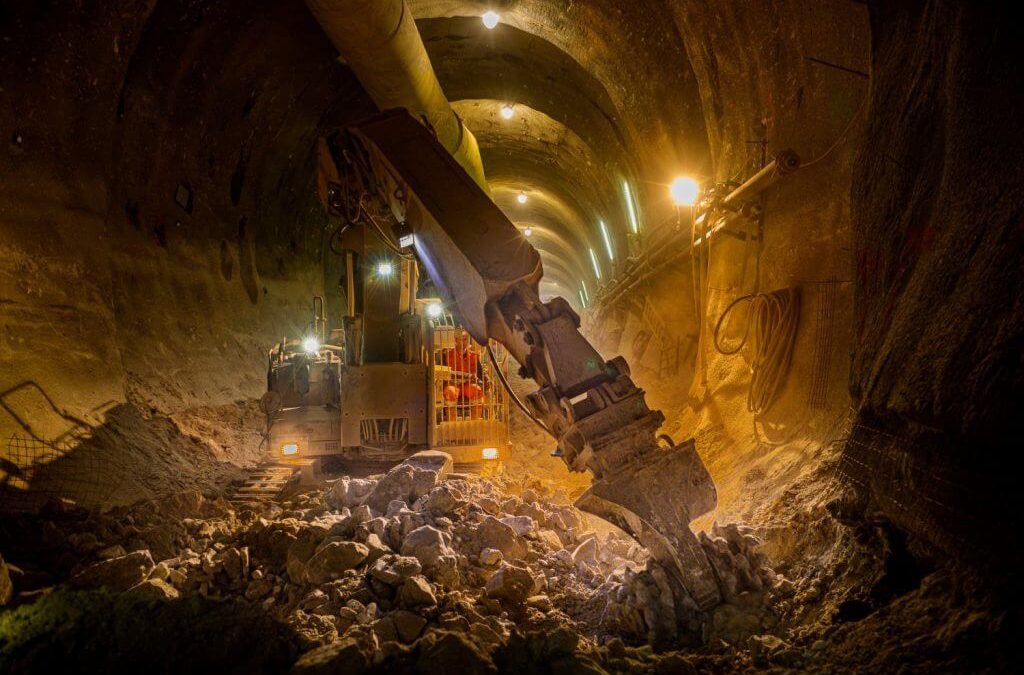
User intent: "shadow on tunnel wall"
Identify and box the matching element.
[1,381,250,513]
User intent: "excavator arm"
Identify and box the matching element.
[318,109,722,613]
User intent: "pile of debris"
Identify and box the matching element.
[1,453,790,672]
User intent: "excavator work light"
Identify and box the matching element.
[426,303,443,318]
[303,337,320,354]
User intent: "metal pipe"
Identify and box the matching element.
[305,0,488,190]
[599,151,801,306]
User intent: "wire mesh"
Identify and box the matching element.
[1,432,124,512]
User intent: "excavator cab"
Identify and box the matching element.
[262,264,511,474]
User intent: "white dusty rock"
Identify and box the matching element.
[474,516,528,559]
[327,477,376,510]
[365,465,438,515]
[499,516,536,537]
[400,525,453,568]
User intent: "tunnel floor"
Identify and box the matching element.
[0,400,1012,674]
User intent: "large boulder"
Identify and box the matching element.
[400,525,453,568]
[400,450,454,481]
[484,564,537,604]
[370,555,422,586]
[366,465,428,515]
[326,477,376,510]
[474,517,528,559]
[129,578,180,600]
[397,575,437,608]
[291,638,369,675]
[422,485,464,515]
[304,541,369,585]
[70,550,154,591]
[416,631,496,675]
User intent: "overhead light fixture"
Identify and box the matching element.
[581,280,590,302]
[482,10,500,29]
[522,226,533,237]
[376,261,394,277]
[599,220,614,261]
[500,104,514,120]
[302,337,320,354]
[623,181,640,234]
[669,176,700,206]
[517,191,528,204]
[589,247,602,280]
[426,303,443,318]
[579,290,587,308]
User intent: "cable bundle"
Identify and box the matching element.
[713,288,801,414]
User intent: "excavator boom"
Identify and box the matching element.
[319,109,722,612]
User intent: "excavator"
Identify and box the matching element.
[307,108,723,620]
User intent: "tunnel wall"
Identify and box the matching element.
[842,0,1024,562]
[0,1,371,449]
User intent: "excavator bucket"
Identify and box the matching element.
[575,438,722,611]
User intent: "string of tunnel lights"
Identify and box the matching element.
[481,7,701,313]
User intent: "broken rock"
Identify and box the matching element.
[485,564,536,604]
[130,578,180,600]
[401,525,452,568]
[398,575,437,608]
[305,541,369,585]
[70,550,154,591]
[474,517,528,559]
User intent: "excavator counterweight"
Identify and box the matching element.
[318,109,723,613]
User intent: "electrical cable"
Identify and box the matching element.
[799,94,868,169]
[486,343,551,434]
[712,288,800,415]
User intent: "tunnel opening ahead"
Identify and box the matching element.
[2,1,1022,673]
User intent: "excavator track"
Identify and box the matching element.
[227,464,298,506]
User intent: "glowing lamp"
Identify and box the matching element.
[282,443,299,456]
[302,337,320,354]
[517,191,528,204]
[500,104,514,120]
[482,447,499,460]
[426,303,443,318]
[376,261,394,277]
[481,11,500,29]
[669,176,700,206]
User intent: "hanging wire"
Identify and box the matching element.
[712,288,801,415]
[486,343,551,435]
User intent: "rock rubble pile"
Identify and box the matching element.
[1,454,791,673]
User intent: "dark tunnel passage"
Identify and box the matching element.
[1,1,1022,673]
